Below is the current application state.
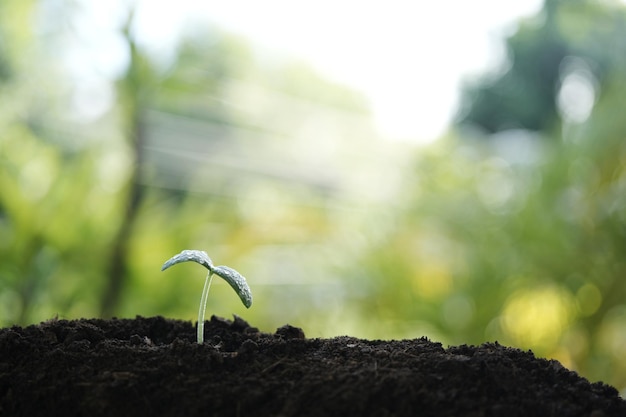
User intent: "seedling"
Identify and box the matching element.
[161,250,252,344]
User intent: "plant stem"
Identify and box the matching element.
[197,271,214,344]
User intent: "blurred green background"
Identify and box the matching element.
[2,0,626,394]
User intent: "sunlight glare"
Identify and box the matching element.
[83,0,546,143]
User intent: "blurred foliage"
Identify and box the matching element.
[0,0,380,329]
[457,0,626,134]
[1,0,626,395]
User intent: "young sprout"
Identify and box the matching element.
[161,250,252,344]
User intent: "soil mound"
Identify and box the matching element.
[1,316,624,416]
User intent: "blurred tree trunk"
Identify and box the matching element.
[100,11,150,318]
[100,111,145,318]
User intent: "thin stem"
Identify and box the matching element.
[197,271,213,344]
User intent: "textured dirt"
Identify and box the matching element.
[1,315,624,417]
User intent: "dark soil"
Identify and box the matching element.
[1,316,624,417]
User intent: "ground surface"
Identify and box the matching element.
[1,315,624,417]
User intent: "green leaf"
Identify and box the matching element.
[161,250,252,310]
[161,250,214,272]
[212,265,253,308]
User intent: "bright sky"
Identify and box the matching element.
[77,0,546,143]
[194,1,545,143]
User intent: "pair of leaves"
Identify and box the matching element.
[161,250,252,308]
